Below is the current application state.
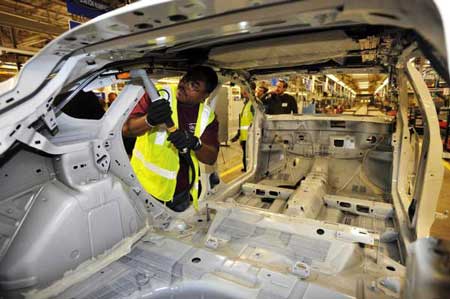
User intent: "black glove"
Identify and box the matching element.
[146,99,172,126]
[230,131,240,142]
[168,129,202,151]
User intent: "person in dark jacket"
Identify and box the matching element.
[262,79,298,114]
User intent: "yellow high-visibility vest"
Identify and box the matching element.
[239,100,254,141]
[130,85,215,210]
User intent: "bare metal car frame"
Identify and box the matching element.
[0,1,448,298]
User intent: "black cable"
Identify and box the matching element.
[180,152,196,192]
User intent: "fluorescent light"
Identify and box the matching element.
[326,74,356,95]
[239,21,249,30]
[374,77,389,94]
[0,64,18,70]
[156,36,167,45]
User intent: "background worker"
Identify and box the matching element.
[107,92,118,107]
[123,66,219,212]
[255,85,268,101]
[263,79,298,114]
[231,88,254,171]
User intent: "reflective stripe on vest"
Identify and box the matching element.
[130,85,215,210]
[132,149,177,179]
[239,100,253,141]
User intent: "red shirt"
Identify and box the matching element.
[130,94,219,194]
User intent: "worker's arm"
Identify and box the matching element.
[288,95,298,113]
[231,111,241,142]
[230,131,240,142]
[122,98,172,137]
[196,117,220,164]
[194,142,219,165]
[168,119,219,165]
[168,129,218,165]
[292,100,298,113]
[122,115,151,137]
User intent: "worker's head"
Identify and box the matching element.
[177,66,218,104]
[274,79,288,95]
[241,88,250,101]
[108,92,117,104]
[255,86,268,99]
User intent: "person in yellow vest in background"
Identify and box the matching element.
[231,87,254,172]
[122,66,219,212]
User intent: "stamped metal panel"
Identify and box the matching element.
[405,60,445,238]
[0,149,54,263]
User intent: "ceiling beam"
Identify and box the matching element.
[17,35,49,47]
[0,46,38,56]
[0,11,65,35]
[0,0,68,21]
[0,6,68,29]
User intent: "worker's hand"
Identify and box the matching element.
[146,99,172,126]
[230,131,240,142]
[168,129,202,151]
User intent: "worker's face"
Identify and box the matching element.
[275,81,286,94]
[241,89,250,100]
[177,78,209,104]
[108,93,117,103]
[255,87,265,98]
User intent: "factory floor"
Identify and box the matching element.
[216,142,244,182]
[216,143,450,240]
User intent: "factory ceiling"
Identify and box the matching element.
[0,0,129,81]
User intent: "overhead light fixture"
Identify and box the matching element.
[0,64,18,70]
[374,77,389,94]
[326,74,356,95]
[155,36,167,45]
[239,21,249,30]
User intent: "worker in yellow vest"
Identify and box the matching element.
[123,66,219,212]
[231,89,254,171]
